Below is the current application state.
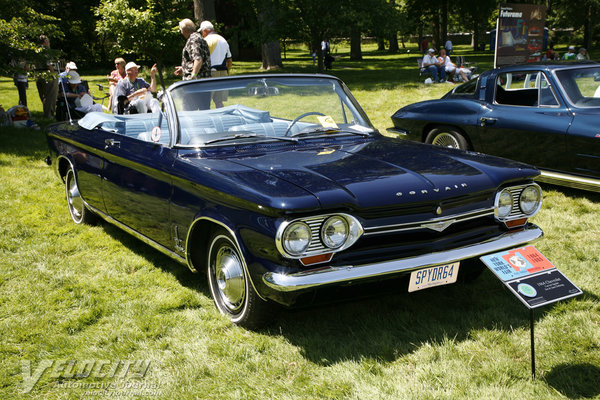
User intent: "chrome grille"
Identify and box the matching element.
[504,184,532,219]
[364,208,494,236]
[305,216,327,253]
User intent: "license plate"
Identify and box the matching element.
[408,262,460,292]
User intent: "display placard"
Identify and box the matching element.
[480,246,582,309]
[494,3,547,68]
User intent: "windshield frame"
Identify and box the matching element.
[165,74,375,148]
[552,64,600,109]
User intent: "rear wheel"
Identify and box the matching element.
[425,126,470,150]
[207,229,275,329]
[65,168,97,224]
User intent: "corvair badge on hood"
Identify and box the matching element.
[395,183,468,197]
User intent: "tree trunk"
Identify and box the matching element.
[584,3,593,50]
[433,11,440,49]
[350,29,362,60]
[472,25,479,52]
[388,32,399,53]
[194,0,216,22]
[377,37,386,51]
[261,41,283,70]
[441,0,448,44]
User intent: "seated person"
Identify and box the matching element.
[562,46,577,60]
[60,71,103,113]
[58,61,78,89]
[113,61,160,114]
[438,49,470,82]
[107,57,126,112]
[423,48,446,83]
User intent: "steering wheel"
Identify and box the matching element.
[284,112,326,136]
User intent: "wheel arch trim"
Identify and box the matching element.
[184,216,267,301]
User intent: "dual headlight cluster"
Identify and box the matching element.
[276,214,363,259]
[494,183,542,225]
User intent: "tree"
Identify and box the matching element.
[95,0,185,83]
[455,0,496,51]
[0,1,62,74]
[549,0,600,50]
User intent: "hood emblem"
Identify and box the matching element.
[422,219,455,232]
[395,183,468,198]
[436,206,443,215]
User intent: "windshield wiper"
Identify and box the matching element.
[290,127,371,138]
[203,132,297,145]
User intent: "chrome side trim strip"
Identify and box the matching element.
[363,208,494,235]
[85,203,187,265]
[537,170,600,193]
[263,225,543,292]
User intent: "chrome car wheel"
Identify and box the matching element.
[425,126,470,150]
[207,229,275,328]
[213,241,246,313]
[432,132,460,148]
[65,168,96,224]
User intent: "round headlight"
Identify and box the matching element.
[321,216,348,249]
[496,189,513,219]
[282,222,311,255]
[520,185,542,215]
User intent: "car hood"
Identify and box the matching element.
[218,137,538,211]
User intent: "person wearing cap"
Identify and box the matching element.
[113,61,159,114]
[422,48,446,83]
[174,18,211,110]
[199,20,232,108]
[563,46,577,60]
[59,61,78,87]
[61,71,102,113]
[577,47,590,60]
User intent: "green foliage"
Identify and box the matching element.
[0,5,62,74]
[94,0,183,64]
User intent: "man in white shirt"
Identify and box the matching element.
[199,20,233,108]
[422,48,446,83]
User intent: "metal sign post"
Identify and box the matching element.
[481,246,582,379]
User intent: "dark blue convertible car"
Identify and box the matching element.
[390,62,600,192]
[46,74,544,327]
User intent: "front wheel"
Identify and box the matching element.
[65,168,97,224]
[207,229,275,329]
[425,126,470,150]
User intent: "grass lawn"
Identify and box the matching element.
[1,43,599,399]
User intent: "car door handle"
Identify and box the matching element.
[480,117,497,126]
[104,139,121,149]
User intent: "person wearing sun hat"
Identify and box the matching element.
[113,61,159,114]
[59,61,78,87]
[61,70,102,113]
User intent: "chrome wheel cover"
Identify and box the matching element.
[432,132,460,148]
[66,170,83,222]
[213,244,246,313]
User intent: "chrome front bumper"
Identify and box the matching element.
[263,225,543,292]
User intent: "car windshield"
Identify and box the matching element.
[167,76,374,146]
[555,66,600,108]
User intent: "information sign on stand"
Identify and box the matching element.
[481,246,582,378]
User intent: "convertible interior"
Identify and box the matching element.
[77,105,318,146]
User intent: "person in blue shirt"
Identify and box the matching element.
[113,61,159,114]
